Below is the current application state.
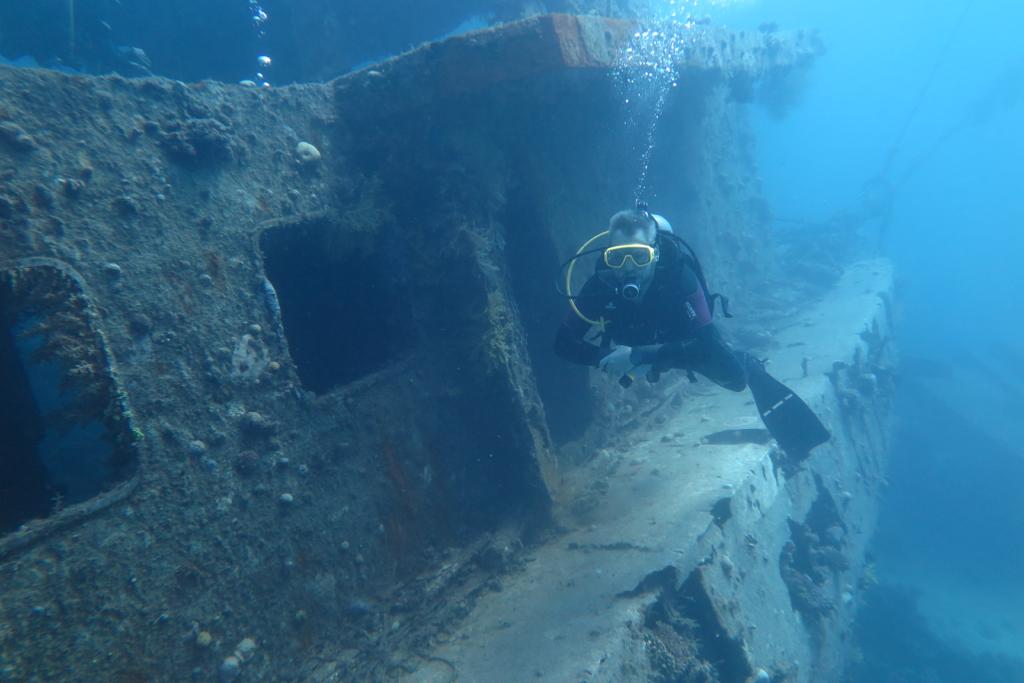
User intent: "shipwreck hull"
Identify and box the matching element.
[0,15,890,683]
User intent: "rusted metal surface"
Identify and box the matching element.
[339,14,823,107]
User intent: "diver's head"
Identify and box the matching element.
[600,209,660,301]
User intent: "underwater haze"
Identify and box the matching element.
[1,0,1022,680]
[720,0,1024,679]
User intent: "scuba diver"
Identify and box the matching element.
[555,204,830,460]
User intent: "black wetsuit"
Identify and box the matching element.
[554,234,747,391]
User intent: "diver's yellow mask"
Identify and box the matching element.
[603,243,657,269]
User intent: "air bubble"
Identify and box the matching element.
[612,4,715,200]
[247,4,272,86]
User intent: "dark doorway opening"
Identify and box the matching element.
[0,265,135,536]
[259,218,413,394]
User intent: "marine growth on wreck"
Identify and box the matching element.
[1,2,1021,682]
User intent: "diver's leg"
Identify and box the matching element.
[647,330,831,456]
[647,325,747,391]
[689,326,747,391]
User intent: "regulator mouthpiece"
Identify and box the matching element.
[621,282,641,300]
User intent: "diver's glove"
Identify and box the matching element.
[598,345,635,377]
[621,346,667,386]
[617,364,658,388]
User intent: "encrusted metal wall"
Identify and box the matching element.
[0,15,820,681]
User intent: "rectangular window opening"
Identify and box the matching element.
[0,263,137,538]
[259,217,414,395]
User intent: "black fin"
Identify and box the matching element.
[745,361,831,458]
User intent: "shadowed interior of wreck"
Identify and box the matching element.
[0,268,128,535]
[259,211,551,536]
[0,319,52,533]
[503,178,595,446]
[259,217,415,394]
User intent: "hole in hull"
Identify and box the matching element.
[0,263,136,536]
[259,218,413,394]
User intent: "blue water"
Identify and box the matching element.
[712,0,1024,676]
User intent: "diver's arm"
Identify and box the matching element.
[634,339,699,368]
[554,277,610,366]
[554,313,605,366]
[633,325,734,371]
